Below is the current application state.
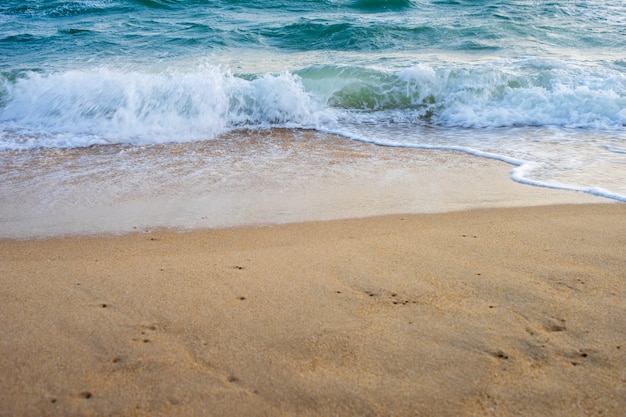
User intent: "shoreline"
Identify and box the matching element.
[2,130,624,416]
[0,130,611,240]
[1,203,625,416]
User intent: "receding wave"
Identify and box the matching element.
[1,61,625,150]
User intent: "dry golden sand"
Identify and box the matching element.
[1,203,625,416]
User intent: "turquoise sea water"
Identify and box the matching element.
[1,0,625,200]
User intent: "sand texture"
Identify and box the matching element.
[1,203,625,416]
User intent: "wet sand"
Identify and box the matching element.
[0,130,607,239]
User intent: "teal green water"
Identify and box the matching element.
[1,0,625,200]
[2,0,624,64]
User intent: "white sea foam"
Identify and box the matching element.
[322,125,626,203]
[0,66,333,149]
[1,61,625,149]
[0,62,624,202]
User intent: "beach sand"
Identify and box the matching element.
[1,133,625,416]
[0,130,610,239]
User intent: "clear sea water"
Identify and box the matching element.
[1,0,625,201]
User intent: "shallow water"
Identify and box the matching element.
[0,130,608,239]
[1,0,625,206]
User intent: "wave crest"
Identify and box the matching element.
[1,60,625,150]
[0,67,330,149]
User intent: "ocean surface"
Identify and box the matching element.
[1,0,625,203]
